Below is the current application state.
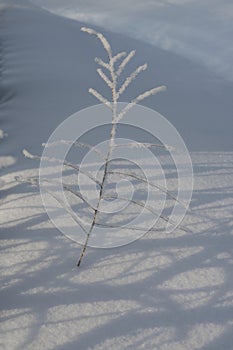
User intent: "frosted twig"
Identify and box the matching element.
[97,68,113,89]
[113,141,170,151]
[89,88,112,109]
[42,140,105,160]
[42,178,96,211]
[103,193,189,232]
[15,176,89,233]
[81,27,112,59]
[107,169,188,209]
[76,28,168,266]
[116,50,136,76]
[15,175,94,210]
[116,86,166,122]
[111,52,127,65]
[95,57,110,71]
[23,27,170,268]
[23,149,101,186]
[117,64,147,98]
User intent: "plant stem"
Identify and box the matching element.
[77,61,117,267]
[76,149,112,267]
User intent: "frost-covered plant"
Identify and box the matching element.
[75,27,167,266]
[19,27,188,267]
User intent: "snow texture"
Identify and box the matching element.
[1,1,233,349]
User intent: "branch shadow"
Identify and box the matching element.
[1,152,233,350]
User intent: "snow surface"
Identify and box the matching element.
[1,1,233,349]
[30,0,233,82]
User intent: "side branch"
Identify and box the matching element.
[116,85,166,122]
[15,176,90,233]
[103,193,189,232]
[117,64,147,98]
[97,68,113,89]
[89,88,112,109]
[23,149,101,187]
[95,57,110,71]
[107,169,188,209]
[81,27,112,60]
[116,50,136,76]
[42,140,106,160]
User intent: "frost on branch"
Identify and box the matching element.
[20,27,189,268]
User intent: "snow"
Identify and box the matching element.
[29,0,233,82]
[1,1,233,349]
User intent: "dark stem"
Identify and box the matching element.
[77,58,117,267]
[76,143,113,267]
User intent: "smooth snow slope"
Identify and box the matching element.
[0,0,233,161]
[30,0,233,82]
[1,1,233,350]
